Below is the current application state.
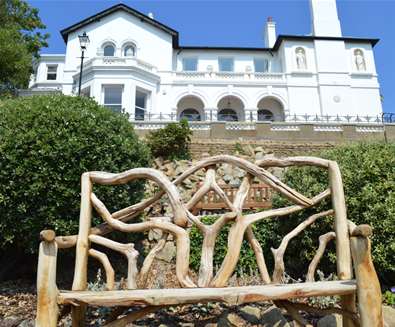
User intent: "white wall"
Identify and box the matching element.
[31,55,65,88]
[175,50,282,73]
[62,10,173,95]
[30,6,382,120]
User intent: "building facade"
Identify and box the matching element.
[29,0,383,123]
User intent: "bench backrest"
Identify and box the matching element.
[56,155,352,291]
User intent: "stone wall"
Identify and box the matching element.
[189,139,334,159]
[134,122,395,145]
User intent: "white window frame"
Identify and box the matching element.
[123,44,136,57]
[102,84,123,113]
[218,57,234,72]
[182,57,198,71]
[254,58,269,73]
[46,64,58,81]
[135,88,151,120]
[103,43,116,57]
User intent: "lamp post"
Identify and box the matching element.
[77,32,89,96]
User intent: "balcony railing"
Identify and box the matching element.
[171,71,285,82]
[127,110,390,124]
[80,57,156,73]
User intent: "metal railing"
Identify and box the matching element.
[127,110,393,124]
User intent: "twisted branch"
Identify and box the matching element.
[88,249,115,291]
[272,210,334,283]
[89,235,139,289]
[91,193,195,288]
[306,232,336,282]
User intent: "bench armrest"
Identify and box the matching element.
[36,230,59,327]
[347,220,372,238]
[348,221,383,325]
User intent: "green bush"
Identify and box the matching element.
[0,95,151,254]
[146,119,192,160]
[277,142,395,285]
[189,143,395,286]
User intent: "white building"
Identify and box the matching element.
[29,0,383,123]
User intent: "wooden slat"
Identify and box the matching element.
[194,183,272,211]
[59,280,356,307]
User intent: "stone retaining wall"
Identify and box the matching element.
[135,122,395,144]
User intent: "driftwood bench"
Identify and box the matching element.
[193,182,272,213]
[36,155,383,326]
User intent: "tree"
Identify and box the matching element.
[0,0,49,91]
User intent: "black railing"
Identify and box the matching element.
[127,110,393,124]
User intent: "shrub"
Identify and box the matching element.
[276,142,395,285]
[0,95,151,254]
[190,143,395,286]
[146,119,192,160]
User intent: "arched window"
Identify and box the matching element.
[124,45,135,57]
[180,108,201,121]
[103,44,115,57]
[257,109,274,121]
[218,108,238,121]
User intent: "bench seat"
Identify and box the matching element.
[59,280,357,307]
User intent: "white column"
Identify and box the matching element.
[310,0,342,37]
[264,17,276,48]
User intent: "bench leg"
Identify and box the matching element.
[36,241,59,327]
[350,236,383,327]
[72,305,86,327]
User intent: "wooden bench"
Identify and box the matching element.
[193,182,272,213]
[36,155,383,327]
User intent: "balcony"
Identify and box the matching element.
[78,57,158,76]
[170,71,285,83]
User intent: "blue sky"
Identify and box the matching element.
[29,0,395,113]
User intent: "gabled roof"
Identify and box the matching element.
[60,3,379,52]
[60,3,179,47]
[177,35,379,52]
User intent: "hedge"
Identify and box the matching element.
[0,95,151,254]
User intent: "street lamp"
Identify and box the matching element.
[77,32,89,95]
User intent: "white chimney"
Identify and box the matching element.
[148,12,154,19]
[264,17,276,48]
[310,0,342,37]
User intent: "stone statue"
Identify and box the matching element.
[354,49,366,71]
[296,48,307,70]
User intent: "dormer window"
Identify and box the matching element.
[124,45,135,57]
[103,44,115,56]
[46,65,58,80]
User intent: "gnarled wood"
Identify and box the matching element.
[36,240,59,327]
[175,155,314,206]
[89,235,139,289]
[328,162,356,327]
[272,210,334,283]
[350,235,383,326]
[35,155,383,327]
[139,237,167,288]
[88,249,115,291]
[306,232,336,282]
[91,193,195,288]
[89,168,188,227]
[211,191,331,287]
[59,280,357,307]
[72,172,93,292]
[104,306,166,327]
